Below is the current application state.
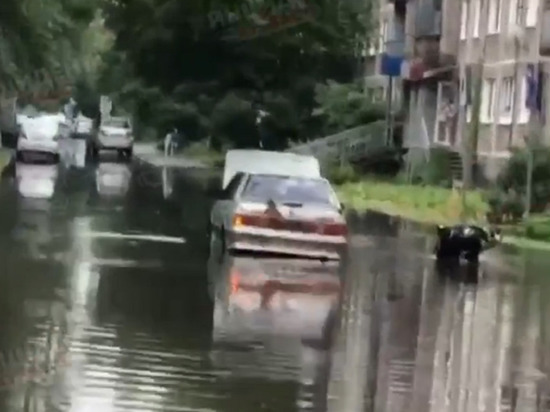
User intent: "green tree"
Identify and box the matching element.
[0,0,104,97]
[99,0,376,145]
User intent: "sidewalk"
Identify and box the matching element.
[133,143,207,168]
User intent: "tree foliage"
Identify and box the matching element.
[314,80,385,134]
[495,146,550,215]
[0,0,106,98]
[98,0,376,145]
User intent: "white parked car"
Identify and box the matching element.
[91,116,133,159]
[209,150,348,260]
[16,114,63,163]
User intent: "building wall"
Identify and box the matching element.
[457,0,545,179]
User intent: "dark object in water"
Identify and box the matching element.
[434,224,502,263]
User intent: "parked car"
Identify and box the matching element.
[90,116,133,159]
[16,114,63,163]
[72,115,93,139]
[209,150,347,260]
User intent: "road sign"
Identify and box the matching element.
[100,96,112,119]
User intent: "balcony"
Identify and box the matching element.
[541,8,550,55]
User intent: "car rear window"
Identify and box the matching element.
[242,175,335,205]
[104,118,130,128]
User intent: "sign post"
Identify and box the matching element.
[99,96,112,122]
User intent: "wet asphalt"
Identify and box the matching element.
[0,139,549,412]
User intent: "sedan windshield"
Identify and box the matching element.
[242,175,335,206]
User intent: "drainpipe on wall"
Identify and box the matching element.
[463,0,490,190]
[509,2,527,148]
[509,37,521,147]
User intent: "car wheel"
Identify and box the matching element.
[125,149,133,159]
[15,151,23,162]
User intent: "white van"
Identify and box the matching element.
[222,150,321,189]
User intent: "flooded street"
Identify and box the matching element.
[0,140,549,411]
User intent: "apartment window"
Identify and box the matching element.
[482,78,496,121]
[378,20,388,53]
[500,77,514,115]
[514,0,526,25]
[473,0,481,37]
[526,0,539,26]
[488,0,501,33]
[460,1,468,39]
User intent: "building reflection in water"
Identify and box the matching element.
[321,214,549,412]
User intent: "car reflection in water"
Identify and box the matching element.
[16,159,59,202]
[208,254,341,386]
[95,162,131,197]
[162,166,174,199]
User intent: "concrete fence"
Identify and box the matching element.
[287,120,388,164]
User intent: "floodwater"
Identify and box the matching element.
[0,140,549,412]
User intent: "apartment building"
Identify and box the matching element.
[457,0,550,180]
[368,0,550,181]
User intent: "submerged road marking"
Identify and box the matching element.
[82,232,186,244]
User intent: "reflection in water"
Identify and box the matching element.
[15,162,58,200]
[323,217,550,412]
[95,162,131,197]
[208,254,342,410]
[162,167,174,199]
[60,139,87,168]
[5,156,550,411]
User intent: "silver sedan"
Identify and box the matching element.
[209,172,347,260]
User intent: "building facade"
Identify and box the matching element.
[366,0,550,181]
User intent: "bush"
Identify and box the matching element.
[486,189,524,223]
[324,161,360,185]
[417,148,453,187]
[210,93,258,149]
[497,146,550,213]
[523,216,550,241]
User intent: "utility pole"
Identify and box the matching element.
[461,0,489,218]
[509,1,526,147]
[385,76,394,146]
[524,63,543,218]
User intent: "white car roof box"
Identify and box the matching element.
[222,149,321,189]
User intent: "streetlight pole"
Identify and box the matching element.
[525,139,533,217]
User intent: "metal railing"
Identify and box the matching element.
[287,120,390,163]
